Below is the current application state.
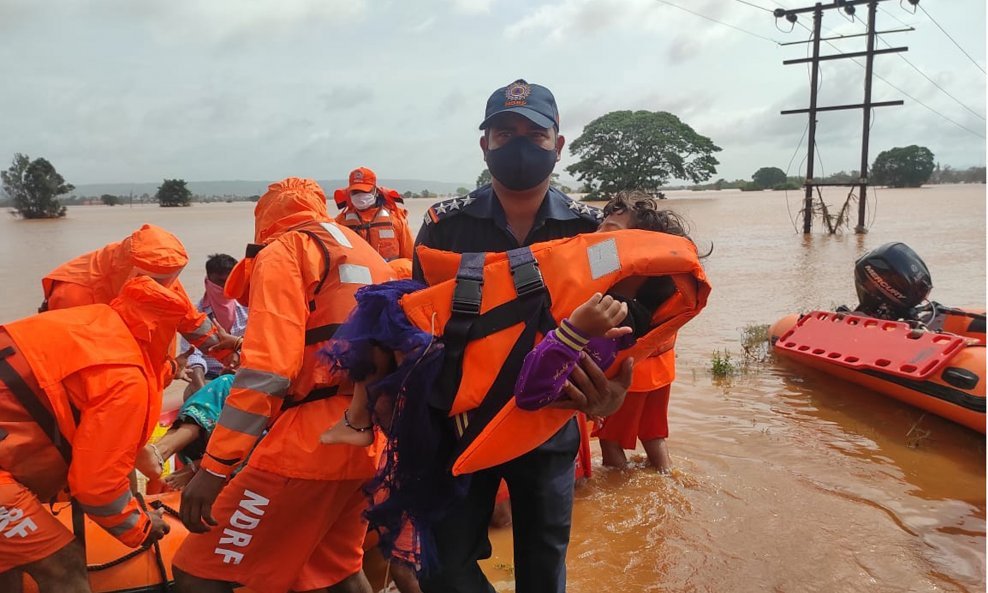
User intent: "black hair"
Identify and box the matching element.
[205,253,237,277]
[602,191,712,258]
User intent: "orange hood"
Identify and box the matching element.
[109,276,193,380]
[253,177,328,244]
[42,224,188,301]
[225,177,328,303]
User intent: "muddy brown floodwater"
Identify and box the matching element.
[1,183,983,592]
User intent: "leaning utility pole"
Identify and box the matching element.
[778,0,910,234]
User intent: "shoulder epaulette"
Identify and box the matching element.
[424,191,481,226]
[561,192,603,224]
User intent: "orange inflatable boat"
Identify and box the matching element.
[21,491,192,593]
[770,310,986,433]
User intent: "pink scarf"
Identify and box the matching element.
[204,278,238,332]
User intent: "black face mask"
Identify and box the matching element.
[485,135,558,191]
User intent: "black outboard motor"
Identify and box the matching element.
[853,242,933,320]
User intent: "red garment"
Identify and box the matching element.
[594,385,671,450]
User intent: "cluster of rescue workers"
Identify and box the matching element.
[0,80,712,593]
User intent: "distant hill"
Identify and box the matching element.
[70,178,472,198]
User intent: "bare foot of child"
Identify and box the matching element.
[136,443,165,478]
[320,411,374,447]
[163,466,194,489]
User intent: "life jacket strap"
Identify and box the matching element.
[244,243,266,258]
[433,247,552,427]
[304,323,341,346]
[281,385,340,411]
[0,346,73,464]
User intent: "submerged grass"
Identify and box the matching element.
[708,323,773,379]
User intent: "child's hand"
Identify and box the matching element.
[568,293,631,339]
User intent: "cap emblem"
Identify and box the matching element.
[504,80,531,107]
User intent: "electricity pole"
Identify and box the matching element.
[778,0,910,234]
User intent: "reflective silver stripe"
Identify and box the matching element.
[378,228,396,239]
[217,406,268,436]
[232,368,290,398]
[587,238,621,279]
[319,222,353,248]
[80,491,132,517]
[183,317,215,341]
[345,213,360,222]
[339,264,372,285]
[379,209,391,218]
[105,510,141,536]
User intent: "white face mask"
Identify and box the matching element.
[350,191,377,210]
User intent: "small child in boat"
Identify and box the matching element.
[319,193,696,447]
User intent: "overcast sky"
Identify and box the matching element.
[1,0,984,186]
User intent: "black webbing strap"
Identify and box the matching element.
[304,323,341,346]
[450,247,554,459]
[245,243,265,258]
[0,346,72,464]
[281,385,340,411]
[430,252,486,410]
[298,229,333,313]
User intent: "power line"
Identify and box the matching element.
[654,0,781,45]
[916,4,986,75]
[854,14,985,121]
[878,4,913,29]
[735,0,774,14]
[793,19,985,139]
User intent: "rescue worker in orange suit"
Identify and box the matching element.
[334,166,414,263]
[40,224,240,383]
[0,277,197,593]
[174,177,394,593]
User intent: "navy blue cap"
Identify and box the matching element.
[479,79,559,130]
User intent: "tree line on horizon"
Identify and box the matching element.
[3,118,984,218]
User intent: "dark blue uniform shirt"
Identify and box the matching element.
[413,184,601,281]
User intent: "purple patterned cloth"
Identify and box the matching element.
[514,318,635,410]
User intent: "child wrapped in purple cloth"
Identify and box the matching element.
[514,280,673,411]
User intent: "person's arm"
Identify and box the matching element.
[63,366,160,548]
[46,282,97,310]
[197,243,305,478]
[514,320,589,410]
[182,240,307,533]
[411,217,439,283]
[397,215,415,260]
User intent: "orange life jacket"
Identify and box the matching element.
[401,229,711,476]
[336,207,405,261]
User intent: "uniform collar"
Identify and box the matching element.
[462,184,584,225]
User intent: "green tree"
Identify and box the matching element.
[402,190,415,200]
[1,153,73,219]
[456,186,471,195]
[871,145,936,188]
[100,193,121,206]
[751,167,787,189]
[566,110,721,199]
[476,168,492,188]
[156,179,192,207]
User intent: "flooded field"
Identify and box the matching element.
[1,183,984,592]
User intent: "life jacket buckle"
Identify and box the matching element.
[511,261,545,297]
[452,278,483,315]
[245,243,266,258]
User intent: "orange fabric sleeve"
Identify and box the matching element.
[200,238,308,477]
[171,282,218,349]
[46,282,97,310]
[62,365,152,548]
[396,214,414,259]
